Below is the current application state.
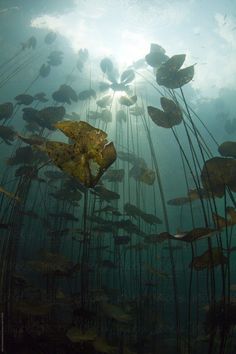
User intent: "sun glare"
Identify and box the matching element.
[31,13,150,68]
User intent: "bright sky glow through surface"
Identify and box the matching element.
[28,0,236,99]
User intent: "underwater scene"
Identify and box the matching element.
[1,0,236,353]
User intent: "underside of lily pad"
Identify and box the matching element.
[43,121,117,188]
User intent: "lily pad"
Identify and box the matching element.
[148,97,182,128]
[43,121,116,187]
[156,54,194,89]
[119,95,137,107]
[66,327,97,343]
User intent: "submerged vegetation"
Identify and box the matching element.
[0,16,236,354]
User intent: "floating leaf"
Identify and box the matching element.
[129,106,144,116]
[102,109,113,122]
[120,69,135,84]
[0,102,13,120]
[36,105,65,130]
[141,213,162,224]
[218,141,236,159]
[34,92,48,102]
[144,232,172,244]
[156,54,194,89]
[130,164,155,185]
[93,185,120,201]
[102,302,132,323]
[55,120,106,142]
[43,121,116,188]
[44,31,57,44]
[100,58,114,74]
[190,247,227,271]
[167,197,190,206]
[93,336,116,353]
[97,95,112,108]
[148,97,182,128]
[226,207,236,225]
[14,301,51,316]
[47,50,63,66]
[28,251,74,275]
[160,54,186,73]
[103,169,124,182]
[78,89,96,100]
[201,157,236,197]
[188,188,209,201]
[212,212,229,229]
[116,109,127,123]
[78,48,89,62]
[66,327,97,343]
[22,37,35,50]
[15,94,34,105]
[52,84,77,104]
[119,95,137,107]
[145,43,169,68]
[39,63,51,78]
[17,134,45,145]
[145,52,169,68]
[0,125,16,144]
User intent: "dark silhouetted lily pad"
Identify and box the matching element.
[15,94,34,105]
[218,141,236,158]
[47,50,63,66]
[156,54,194,89]
[145,43,169,68]
[119,95,137,107]
[52,84,78,104]
[0,102,13,120]
[78,89,96,100]
[148,97,182,128]
[39,63,51,78]
[120,69,135,84]
[100,58,114,74]
[96,95,112,108]
[44,31,57,44]
[201,157,236,197]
